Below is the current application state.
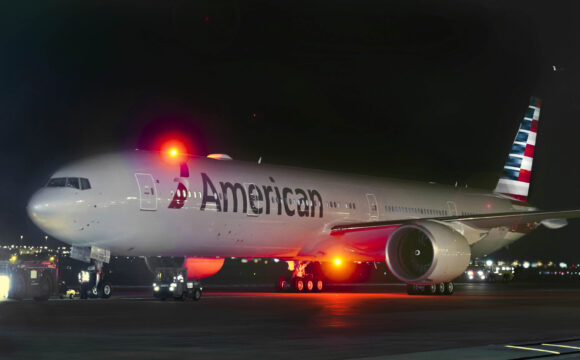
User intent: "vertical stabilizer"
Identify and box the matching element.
[493,96,541,202]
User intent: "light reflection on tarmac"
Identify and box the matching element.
[1,283,580,359]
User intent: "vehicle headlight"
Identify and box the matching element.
[153,286,160,292]
[477,270,484,276]
[0,275,9,299]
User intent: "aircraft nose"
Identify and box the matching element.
[26,188,65,230]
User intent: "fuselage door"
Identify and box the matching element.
[244,183,261,217]
[366,194,379,220]
[135,173,158,211]
[447,201,458,216]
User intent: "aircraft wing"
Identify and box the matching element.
[296,210,580,261]
[330,209,580,234]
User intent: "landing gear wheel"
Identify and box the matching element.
[277,276,289,292]
[444,282,454,295]
[425,284,437,295]
[98,282,112,299]
[314,279,324,292]
[306,279,314,292]
[192,288,202,301]
[294,278,305,292]
[435,283,446,295]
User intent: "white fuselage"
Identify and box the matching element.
[27,151,531,260]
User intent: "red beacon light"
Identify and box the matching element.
[160,139,188,163]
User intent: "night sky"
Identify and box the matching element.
[2,1,580,261]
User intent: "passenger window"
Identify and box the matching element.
[66,177,80,189]
[47,178,66,187]
[80,178,91,190]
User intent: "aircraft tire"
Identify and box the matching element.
[444,282,454,295]
[277,277,288,292]
[98,282,112,299]
[425,284,437,295]
[435,283,446,295]
[293,278,305,292]
[305,279,314,292]
[314,279,324,292]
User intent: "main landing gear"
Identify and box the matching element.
[277,261,325,293]
[406,281,454,296]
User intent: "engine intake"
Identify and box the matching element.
[386,221,470,284]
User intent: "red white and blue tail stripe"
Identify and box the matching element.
[493,96,541,202]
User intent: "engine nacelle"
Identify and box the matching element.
[386,221,470,284]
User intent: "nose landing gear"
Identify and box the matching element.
[78,262,113,299]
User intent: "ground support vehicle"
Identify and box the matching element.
[152,267,202,301]
[0,258,58,301]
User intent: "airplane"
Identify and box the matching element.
[26,96,580,298]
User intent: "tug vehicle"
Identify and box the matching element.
[152,267,202,301]
[0,251,58,301]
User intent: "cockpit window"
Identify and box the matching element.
[80,178,91,190]
[66,177,80,189]
[46,177,91,190]
[47,178,66,187]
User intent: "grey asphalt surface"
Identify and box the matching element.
[0,282,579,359]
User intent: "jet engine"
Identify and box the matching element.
[385,221,470,284]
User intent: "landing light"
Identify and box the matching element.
[333,258,342,266]
[169,148,179,158]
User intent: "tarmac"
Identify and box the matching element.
[1,282,580,359]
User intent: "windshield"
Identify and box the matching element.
[46,177,91,190]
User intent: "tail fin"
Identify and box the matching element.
[493,96,541,202]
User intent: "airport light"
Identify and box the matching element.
[485,260,493,267]
[333,257,342,266]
